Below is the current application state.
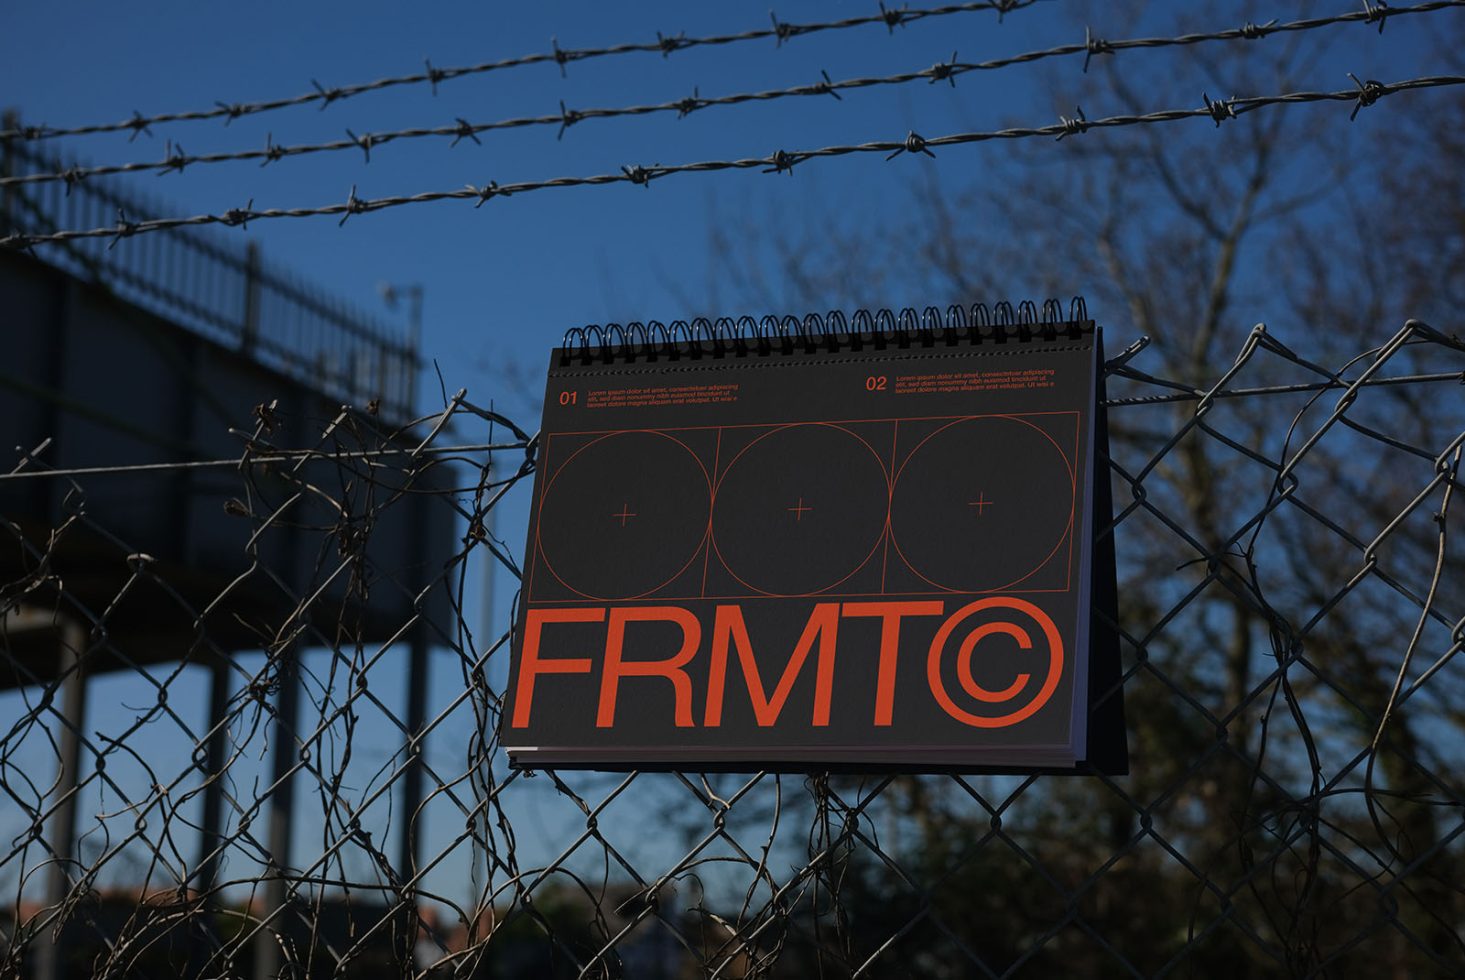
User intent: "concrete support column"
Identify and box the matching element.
[397,629,429,884]
[252,645,301,980]
[36,619,88,980]
[194,658,232,892]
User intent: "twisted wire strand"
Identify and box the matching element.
[4,0,1460,188]
[0,0,1044,143]
[3,74,1459,249]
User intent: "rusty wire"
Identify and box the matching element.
[3,73,1463,250]
[0,0,1045,144]
[5,0,1461,190]
[1,315,1463,977]
[3,4,1465,974]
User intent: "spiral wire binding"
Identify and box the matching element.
[560,297,1091,364]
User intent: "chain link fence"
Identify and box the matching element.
[2,317,1463,977]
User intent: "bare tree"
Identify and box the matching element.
[699,2,1465,972]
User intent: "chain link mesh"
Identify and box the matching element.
[2,318,1463,977]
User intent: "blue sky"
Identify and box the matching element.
[2,0,1456,921]
[4,0,1071,410]
[2,0,1441,409]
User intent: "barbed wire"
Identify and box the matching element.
[0,441,533,483]
[0,0,1045,144]
[6,0,1459,191]
[3,73,1461,250]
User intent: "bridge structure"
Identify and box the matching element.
[0,125,455,979]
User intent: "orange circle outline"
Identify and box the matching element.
[889,415,1075,594]
[926,597,1065,729]
[536,429,711,601]
[709,422,890,597]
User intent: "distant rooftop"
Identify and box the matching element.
[0,138,419,425]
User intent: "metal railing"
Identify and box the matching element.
[0,132,418,426]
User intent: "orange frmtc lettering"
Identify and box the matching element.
[841,601,945,725]
[597,607,701,728]
[704,603,840,727]
[511,608,603,728]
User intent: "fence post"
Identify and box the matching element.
[241,241,262,355]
